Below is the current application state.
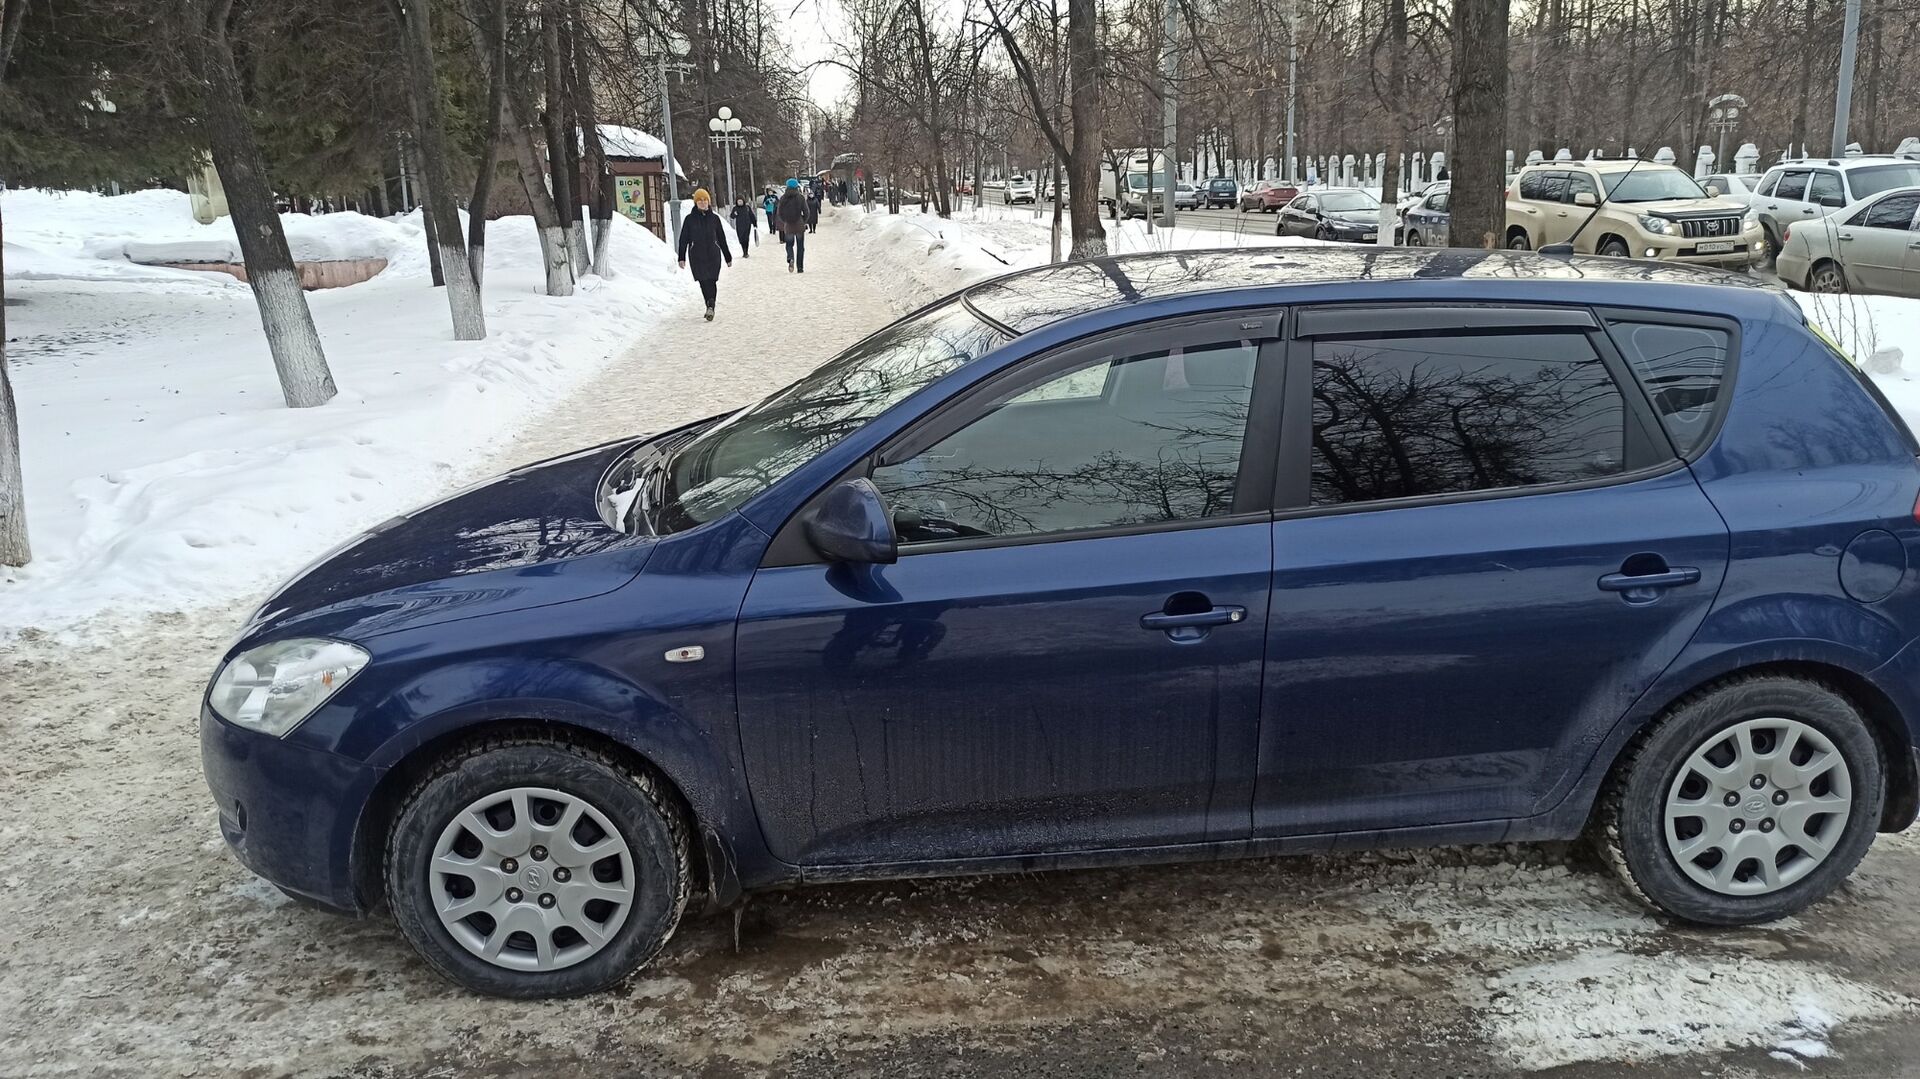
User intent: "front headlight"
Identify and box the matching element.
[209,638,370,737]
[1638,214,1674,236]
[1743,209,1759,229]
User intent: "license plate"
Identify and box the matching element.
[1361,233,1377,242]
[1696,240,1734,254]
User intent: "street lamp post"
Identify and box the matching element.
[708,106,745,205]
[1708,94,1745,172]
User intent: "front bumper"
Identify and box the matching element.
[200,705,385,913]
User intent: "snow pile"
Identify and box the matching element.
[1482,949,1910,1070]
[595,124,686,179]
[7,188,414,266]
[2,187,685,637]
[850,201,1334,311]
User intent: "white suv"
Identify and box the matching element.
[1752,155,1920,258]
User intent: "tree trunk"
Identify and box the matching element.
[417,146,445,287]
[1067,0,1107,258]
[464,0,572,295]
[1450,0,1511,249]
[390,0,485,340]
[0,201,27,566]
[542,8,584,279]
[1792,0,1814,152]
[566,0,613,276]
[467,0,507,286]
[1378,0,1410,245]
[182,3,337,408]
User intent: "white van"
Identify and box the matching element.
[1100,150,1172,207]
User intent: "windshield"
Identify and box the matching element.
[1603,168,1707,202]
[1127,172,1171,191]
[1320,191,1379,212]
[1849,164,1920,198]
[651,301,1004,532]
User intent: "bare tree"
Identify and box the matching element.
[0,0,29,565]
[389,0,486,339]
[175,0,339,407]
[1449,0,1509,248]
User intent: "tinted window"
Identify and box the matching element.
[1519,172,1550,200]
[1539,173,1571,202]
[1774,170,1810,200]
[1848,163,1920,198]
[873,339,1259,543]
[661,302,1003,529]
[1808,171,1846,205]
[1755,172,1779,196]
[1861,193,1920,229]
[1607,320,1731,455]
[1604,168,1707,202]
[1310,333,1630,506]
[1565,173,1600,203]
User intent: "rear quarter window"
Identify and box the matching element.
[1605,319,1732,455]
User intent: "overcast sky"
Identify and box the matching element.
[784,0,855,107]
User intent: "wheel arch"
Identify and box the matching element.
[1506,223,1532,247]
[1596,232,1631,256]
[1581,658,1918,834]
[349,713,750,918]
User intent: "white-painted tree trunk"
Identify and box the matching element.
[590,217,612,278]
[250,268,338,407]
[440,243,486,341]
[0,210,27,566]
[569,220,590,278]
[540,226,575,296]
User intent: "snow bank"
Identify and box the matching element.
[2,187,683,637]
[849,201,1335,311]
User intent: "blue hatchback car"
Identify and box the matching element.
[203,249,1920,997]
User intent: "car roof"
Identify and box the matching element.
[1766,155,1920,172]
[960,248,1772,336]
[1525,159,1677,173]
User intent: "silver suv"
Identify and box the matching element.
[1752,155,1920,257]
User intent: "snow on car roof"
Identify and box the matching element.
[961,248,1770,335]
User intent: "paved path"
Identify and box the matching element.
[495,210,896,468]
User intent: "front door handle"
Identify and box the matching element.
[1599,566,1701,605]
[1141,606,1247,630]
[1839,232,1855,242]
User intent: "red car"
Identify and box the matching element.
[1238,181,1301,212]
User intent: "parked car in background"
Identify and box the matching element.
[1043,177,1068,201]
[203,247,1920,998]
[1505,160,1761,268]
[1003,176,1037,205]
[1400,182,1451,246]
[1201,177,1239,208]
[1117,172,1177,218]
[1174,182,1202,211]
[1277,188,1382,241]
[1700,173,1765,207]
[1752,156,1920,261]
[1239,181,1300,212]
[1774,186,1920,297]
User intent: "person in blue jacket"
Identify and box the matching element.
[763,190,778,234]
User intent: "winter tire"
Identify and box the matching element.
[1599,237,1631,258]
[1405,230,1423,247]
[386,738,690,998]
[1593,676,1884,926]
[1507,230,1532,251]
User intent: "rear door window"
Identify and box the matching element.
[1519,172,1550,200]
[1860,193,1920,230]
[1774,170,1810,200]
[1604,319,1732,455]
[1308,331,1635,506]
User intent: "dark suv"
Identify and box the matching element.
[1201,177,1239,208]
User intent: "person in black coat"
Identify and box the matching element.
[676,188,732,321]
[806,185,821,233]
[728,196,758,257]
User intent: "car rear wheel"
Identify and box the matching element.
[386,738,690,997]
[1592,676,1884,925]
[1809,261,1849,293]
[1507,229,1532,251]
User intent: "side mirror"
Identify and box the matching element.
[1705,184,1724,197]
[804,478,898,564]
[1573,191,1598,207]
[1821,196,1846,209]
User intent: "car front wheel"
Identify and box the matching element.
[1593,676,1884,925]
[386,738,691,997]
[1599,237,1631,258]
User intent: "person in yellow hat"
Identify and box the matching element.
[675,188,733,320]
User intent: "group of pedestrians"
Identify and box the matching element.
[675,177,824,321]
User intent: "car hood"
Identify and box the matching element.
[238,439,656,646]
[1627,196,1748,216]
[1328,210,1381,225]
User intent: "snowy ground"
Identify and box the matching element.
[5,202,1920,1077]
[1,188,681,637]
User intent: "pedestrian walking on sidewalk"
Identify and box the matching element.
[777,178,809,273]
[763,190,778,234]
[729,195,758,257]
[676,188,732,320]
[806,185,821,233]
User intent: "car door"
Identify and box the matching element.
[1766,168,1816,223]
[1251,305,1731,836]
[735,313,1285,866]
[1839,192,1920,293]
[1549,171,1599,246]
[1280,195,1312,235]
[1904,200,1920,298]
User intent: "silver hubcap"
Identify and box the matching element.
[1813,268,1845,292]
[1664,718,1852,896]
[430,787,636,971]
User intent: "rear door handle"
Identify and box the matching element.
[1599,568,1701,592]
[1141,606,1246,630]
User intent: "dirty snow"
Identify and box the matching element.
[0,187,682,638]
